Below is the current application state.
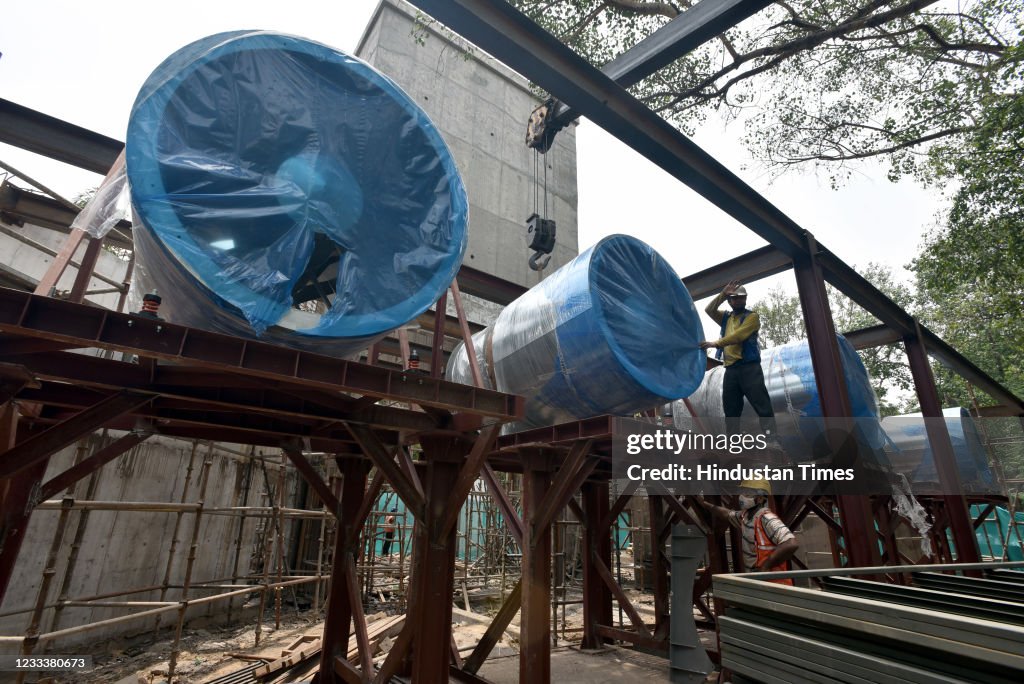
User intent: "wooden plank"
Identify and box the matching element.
[462,579,522,674]
[594,624,667,652]
[333,655,363,684]
[256,616,405,680]
[373,621,413,684]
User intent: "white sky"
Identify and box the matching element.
[1,0,946,331]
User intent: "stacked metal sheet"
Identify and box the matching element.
[716,567,1024,683]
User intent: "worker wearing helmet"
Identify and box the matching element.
[699,280,775,436]
[695,479,798,585]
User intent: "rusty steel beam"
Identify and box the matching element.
[396,446,426,503]
[793,238,882,568]
[441,425,500,538]
[39,431,150,501]
[496,415,614,449]
[407,0,1024,420]
[649,497,671,639]
[11,354,397,427]
[0,182,133,250]
[430,291,447,379]
[347,424,426,519]
[682,245,792,301]
[0,289,522,420]
[481,463,523,548]
[530,440,593,535]
[592,552,651,637]
[317,458,370,682]
[905,329,981,564]
[598,480,640,533]
[344,553,376,678]
[0,182,77,233]
[0,362,40,405]
[17,383,396,447]
[0,98,123,174]
[842,323,902,351]
[455,264,527,306]
[545,0,772,135]
[353,470,386,547]
[520,450,553,684]
[582,481,612,649]
[0,391,152,480]
[148,424,359,453]
[408,440,464,682]
[282,447,341,518]
[0,338,83,356]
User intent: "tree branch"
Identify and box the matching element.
[782,126,967,163]
[606,0,680,18]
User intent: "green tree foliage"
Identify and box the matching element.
[912,74,1024,408]
[511,0,1022,186]
[506,0,1023,415]
[750,264,914,416]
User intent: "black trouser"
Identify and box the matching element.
[723,361,775,435]
[382,531,394,556]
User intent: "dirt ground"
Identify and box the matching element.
[35,550,716,683]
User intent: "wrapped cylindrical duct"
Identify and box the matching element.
[881,407,996,493]
[447,235,706,430]
[125,31,467,355]
[674,335,878,424]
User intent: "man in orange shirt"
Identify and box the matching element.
[695,479,798,584]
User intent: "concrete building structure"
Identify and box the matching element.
[356,0,579,293]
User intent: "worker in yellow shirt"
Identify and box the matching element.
[699,280,775,436]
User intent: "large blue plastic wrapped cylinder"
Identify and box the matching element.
[125,31,467,355]
[447,235,706,430]
[674,335,879,426]
[882,407,996,493]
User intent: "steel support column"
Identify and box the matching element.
[520,449,553,684]
[403,435,473,682]
[793,235,881,568]
[649,496,670,638]
[0,400,52,608]
[316,456,370,684]
[904,330,981,564]
[581,480,612,649]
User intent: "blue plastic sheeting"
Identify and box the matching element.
[678,334,879,421]
[767,335,879,419]
[126,31,467,354]
[882,408,997,494]
[448,234,706,430]
[972,504,1024,561]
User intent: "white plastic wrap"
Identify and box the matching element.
[448,234,706,430]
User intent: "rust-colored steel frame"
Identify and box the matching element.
[0,285,524,683]
[7,12,1024,681]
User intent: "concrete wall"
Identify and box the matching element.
[356,0,579,294]
[0,215,129,310]
[0,432,306,651]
